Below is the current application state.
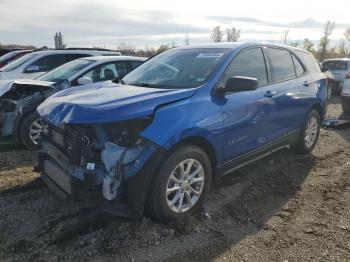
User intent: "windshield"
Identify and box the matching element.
[0,51,19,62]
[122,48,231,88]
[37,59,94,82]
[0,52,40,72]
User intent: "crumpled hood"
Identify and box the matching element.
[0,79,54,97]
[37,82,196,125]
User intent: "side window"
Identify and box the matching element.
[25,54,65,72]
[114,61,128,78]
[80,62,127,82]
[219,47,268,87]
[268,48,296,81]
[130,61,143,70]
[296,51,321,73]
[65,54,91,63]
[292,54,305,77]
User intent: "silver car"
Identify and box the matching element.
[321,58,350,95]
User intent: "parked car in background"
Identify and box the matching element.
[321,67,334,100]
[321,58,350,95]
[0,48,28,57]
[341,73,350,115]
[0,49,121,80]
[0,56,145,149]
[0,50,33,68]
[36,43,327,222]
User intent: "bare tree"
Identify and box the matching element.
[319,21,336,61]
[117,42,136,56]
[184,33,190,46]
[337,40,347,57]
[283,29,290,44]
[345,27,350,42]
[211,26,224,43]
[226,27,240,42]
[302,38,315,52]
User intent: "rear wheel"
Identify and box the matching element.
[20,112,47,150]
[290,110,320,154]
[146,144,212,222]
[342,100,350,115]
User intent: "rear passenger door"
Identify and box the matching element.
[265,47,313,139]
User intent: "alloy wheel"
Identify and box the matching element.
[304,116,318,148]
[166,159,205,213]
[29,119,48,145]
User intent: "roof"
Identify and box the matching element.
[26,49,121,56]
[177,42,310,54]
[84,55,147,62]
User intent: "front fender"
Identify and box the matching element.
[140,96,225,164]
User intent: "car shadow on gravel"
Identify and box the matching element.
[170,149,316,262]
[0,148,316,262]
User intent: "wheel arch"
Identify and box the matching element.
[176,135,218,180]
[310,102,324,121]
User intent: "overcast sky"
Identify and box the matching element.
[0,0,349,49]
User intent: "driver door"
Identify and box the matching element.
[217,47,277,163]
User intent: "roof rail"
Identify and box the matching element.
[64,47,118,52]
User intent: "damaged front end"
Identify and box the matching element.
[37,119,163,219]
[0,80,55,141]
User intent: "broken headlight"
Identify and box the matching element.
[104,119,152,147]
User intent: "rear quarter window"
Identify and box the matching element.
[296,51,321,73]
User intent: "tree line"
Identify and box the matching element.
[209,22,350,61]
[1,21,349,61]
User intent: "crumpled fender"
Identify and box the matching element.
[0,79,55,97]
[140,93,224,160]
[37,82,197,125]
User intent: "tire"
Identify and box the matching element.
[146,144,212,222]
[290,110,320,154]
[19,111,46,150]
[342,101,350,115]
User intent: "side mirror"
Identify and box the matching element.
[25,65,40,72]
[320,66,328,73]
[77,77,93,85]
[112,76,121,83]
[217,76,258,95]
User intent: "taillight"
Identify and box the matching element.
[346,72,350,79]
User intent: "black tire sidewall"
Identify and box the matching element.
[149,145,212,222]
[20,111,41,150]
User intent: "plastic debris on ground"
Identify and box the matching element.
[322,118,350,128]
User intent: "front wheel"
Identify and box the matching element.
[146,144,212,222]
[19,112,47,150]
[290,110,320,154]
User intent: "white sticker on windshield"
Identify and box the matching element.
[197,53,224,58]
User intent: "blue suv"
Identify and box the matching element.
[36,43,327,222]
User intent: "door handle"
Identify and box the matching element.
[264,90,277,98]
[303,81,311,87]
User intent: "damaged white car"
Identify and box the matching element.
[0,56,145,149]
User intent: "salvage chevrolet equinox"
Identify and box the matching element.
[36,43,327,222]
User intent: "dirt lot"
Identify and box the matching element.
[0,97,349,262]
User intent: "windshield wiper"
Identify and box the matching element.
[130,82,153,87]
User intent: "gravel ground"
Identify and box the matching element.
[0,97,349,262]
